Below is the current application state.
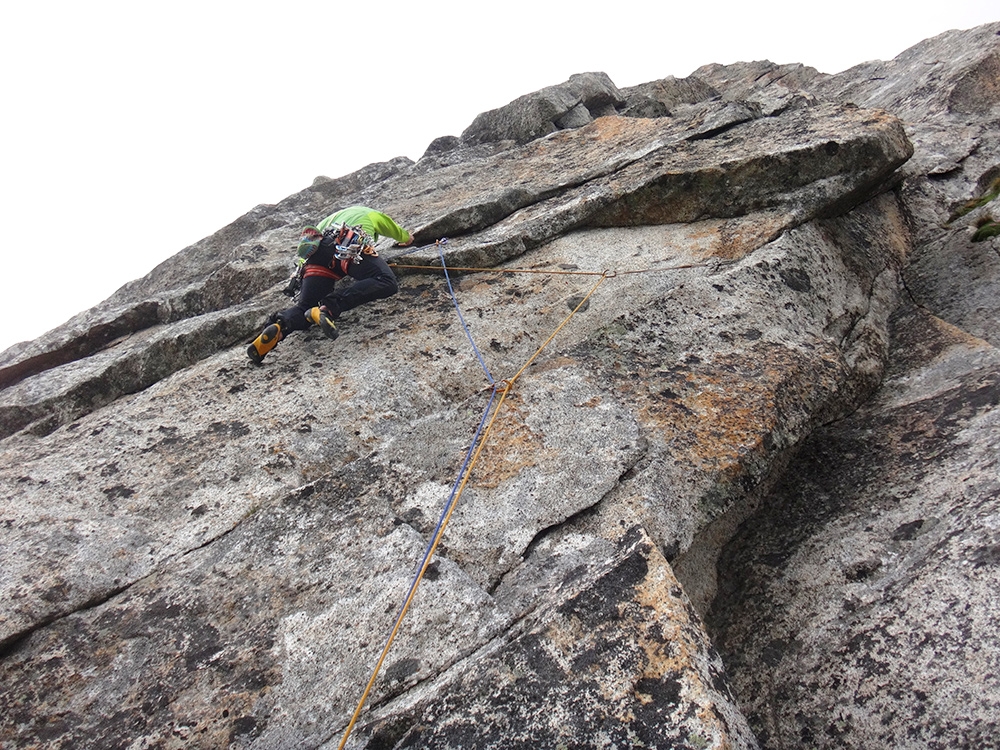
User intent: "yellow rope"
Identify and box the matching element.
[390,263,605,276]
[508,271,608,386]
[618,261,712,274]
[390,261,711,277]
[335,271,610,749]
[336,382,512,750]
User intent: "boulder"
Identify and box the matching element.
[460,71,625,145]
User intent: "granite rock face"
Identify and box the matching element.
[710,303,1000,749]
[1,22,999,750]
[355,528,755,750]
[704,21,1000,749]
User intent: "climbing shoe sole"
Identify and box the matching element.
[247,343,264,366]
[318,310,339,340]
[247,323,282,365]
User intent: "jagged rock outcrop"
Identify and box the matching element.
[1,22,998,750]
[459,72,625,146]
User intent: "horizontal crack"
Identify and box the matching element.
[0,505,253,659]
[0,302,162,392]
[492,446,650,596]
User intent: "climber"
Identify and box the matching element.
[247,205,413,365]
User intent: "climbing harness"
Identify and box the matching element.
[282,224,377,296]
[324,222,374,263]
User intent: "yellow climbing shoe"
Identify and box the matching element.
[247,323,282,365]
[307,306,339,341]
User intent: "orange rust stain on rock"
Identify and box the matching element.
[472,395,555,489]
[667,212,796,263]
[324,373,354,398]
[523,355,578,376]
[635,368,778,475]
[628,543,737,736]
[587,115,651,141]
[626,346,836,475]
[687,383,777,471]
[714,212,795,260]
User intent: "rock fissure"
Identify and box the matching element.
[0,581,134,658]
[498,445,651,589]
[683,114,759,142]
[0,303,162,391]
[0,491,260,656]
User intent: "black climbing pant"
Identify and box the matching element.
[274,250,399,333]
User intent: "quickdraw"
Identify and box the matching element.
[323,222,373,263]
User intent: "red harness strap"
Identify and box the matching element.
[303,258,350,280]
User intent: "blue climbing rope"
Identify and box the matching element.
[391,385,498,628]
[438,243,494,385]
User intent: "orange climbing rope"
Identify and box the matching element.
[507,271,608,385]
[390,263,606,276]
[390,261,711,276]
[335,268,610,749]
[335,252,708,747]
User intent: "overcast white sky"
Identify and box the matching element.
[1,1,996,354]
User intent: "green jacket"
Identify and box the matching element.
[317,206,411,245]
